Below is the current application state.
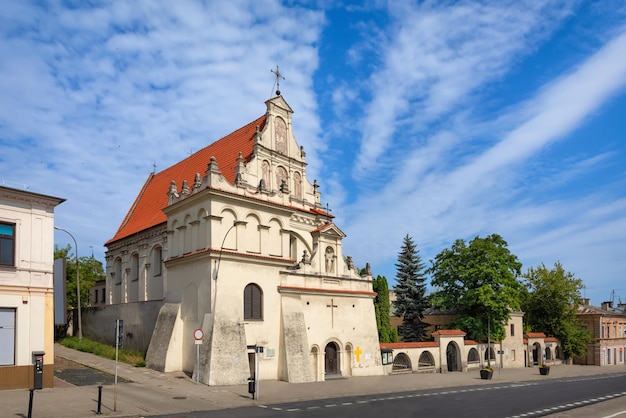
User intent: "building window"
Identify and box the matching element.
[131,254,139,282]
[153,247,162,277]
[94,289,99,304]
[510,324,515,337]
[0,222,16,266]
[244,283,263,320]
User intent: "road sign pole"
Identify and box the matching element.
[255,348,260,400]
[193,328,204,385]
[196,344,199,384]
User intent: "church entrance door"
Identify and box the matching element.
[325,342,339,375]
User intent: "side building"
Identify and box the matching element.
[0,185,64,390]
[387,291,563,372]
[575,299,626,366]
[102,95,383,385]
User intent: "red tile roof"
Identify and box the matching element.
[525,332,547,338]
[106,115,266,245]
[432,329,467,337]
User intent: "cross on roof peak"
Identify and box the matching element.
[271,65,285,96]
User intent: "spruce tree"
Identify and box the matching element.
[393,235,429,341]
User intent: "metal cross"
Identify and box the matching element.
[271,65,285,96]
[326,298,338,328]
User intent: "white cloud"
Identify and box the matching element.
[352,1,576,174]
[0,0,324,253]
[341,20,626,304]
[1,1,624,306]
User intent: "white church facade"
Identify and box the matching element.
[104,95,384,385]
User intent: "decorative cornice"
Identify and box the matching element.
[277,285,376,298]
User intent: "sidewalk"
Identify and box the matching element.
[1,344,624,418]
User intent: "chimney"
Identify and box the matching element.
[583,298,590,306]
[601,301,612,310]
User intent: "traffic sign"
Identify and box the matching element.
[194,329,204,340]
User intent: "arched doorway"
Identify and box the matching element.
[532,342,541,365]
[446,342,460,372]
[325,342,339,376]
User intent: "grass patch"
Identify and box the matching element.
[58,337,146,367]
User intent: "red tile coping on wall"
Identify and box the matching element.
[525,332,547,338]
[380,342,439,349]
[432,329,467,337]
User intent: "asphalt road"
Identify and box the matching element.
[152,373,626,418]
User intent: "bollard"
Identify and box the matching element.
[27,388,34,418]
[97,385,103,415]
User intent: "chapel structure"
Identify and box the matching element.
[104,94,384,385]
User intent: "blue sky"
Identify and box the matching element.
[1,1,625,306]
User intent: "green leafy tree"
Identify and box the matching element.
[55,245,105,310]
[393,235,429,341]
[521,262,591,359]
[428,234,523,342]
[372,275,396,342]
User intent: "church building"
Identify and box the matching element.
[104,94,384,385]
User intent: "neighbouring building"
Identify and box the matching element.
[89,279,106,307]
[0,185,64,390]
[387,291,563,372]
[575,299,626,366]
[102,94,384,385]
[385,313,563,373]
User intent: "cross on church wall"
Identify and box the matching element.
[326,298,338,328]
[354,346,363,362]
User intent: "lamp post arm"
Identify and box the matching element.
[214,220,244,281]
[55,226,82,341]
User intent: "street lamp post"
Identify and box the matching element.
[214,220,245,281]
[55,226,82,341]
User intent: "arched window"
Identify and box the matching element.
[244,283,263,320]
[392,352,412,372]
[467,348,480,364]
[153,247,162,277]
[484,346,496,361]
[293,172,302,198]
[418,351,435,369]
